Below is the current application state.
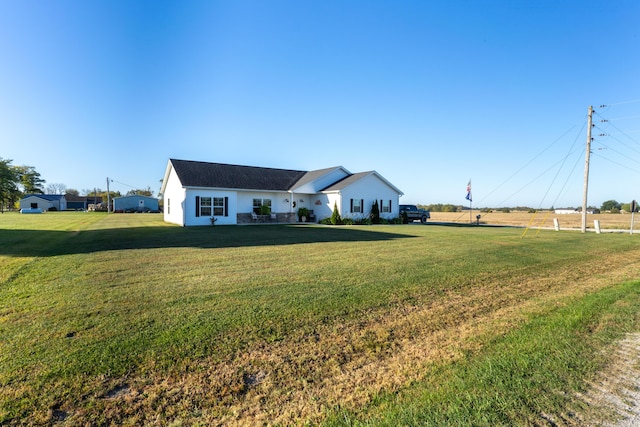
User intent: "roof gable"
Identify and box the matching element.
[321,171,404,195]
[168,159,307,191]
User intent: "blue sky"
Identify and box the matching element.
[1,1,639,208]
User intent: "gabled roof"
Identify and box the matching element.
[163,159,403,196]
[322,171,404,195]
[291,166,343,189]
[168,159,307,191]
[22,194,65,201]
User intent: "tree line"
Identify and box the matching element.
[0,158,154,212]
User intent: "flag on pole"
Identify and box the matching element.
[465,180,472,202]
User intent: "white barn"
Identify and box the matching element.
[19,194,67,211]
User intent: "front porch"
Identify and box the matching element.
[236,212,299,224]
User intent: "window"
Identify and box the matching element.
[350,198,363,213]
[213,197,225,216]
[252,198,271,214]
[197,195,228,217]
[200,197,212,217]
[381,199,391,213]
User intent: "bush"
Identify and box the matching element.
[354,216,371,225]
[297,207,309,221]
[331,202,342,225]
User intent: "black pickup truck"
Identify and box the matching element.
[399,204,430,224]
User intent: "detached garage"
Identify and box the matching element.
[113,195,159,213]
[19,194,67,211]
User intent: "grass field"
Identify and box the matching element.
[1,212,640,425]
[431,210,639,230]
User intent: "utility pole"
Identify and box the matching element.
[581,106,594,233]
[106,177,111,213]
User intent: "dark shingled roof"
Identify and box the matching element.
[170,159,308,191]
[321,172,371,191]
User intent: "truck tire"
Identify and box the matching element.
[421,215,428,224]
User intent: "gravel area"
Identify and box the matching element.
[575,333,640,426]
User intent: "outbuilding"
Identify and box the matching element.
[19,194,67,211]
[113,195,160,212]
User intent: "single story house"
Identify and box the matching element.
[113,195,160,212]
[161,158,404,226]
[19,194,67,211]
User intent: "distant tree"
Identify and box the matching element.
[15,166,45,194]
[46,183,67,194]
[126,186,153,197]
[0,158,19,212]
[65,189,80,197]
[601,200,621,212]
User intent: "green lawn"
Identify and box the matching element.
[1,212,639,425]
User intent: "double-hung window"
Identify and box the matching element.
[381,199,391,213]
[213,197,225,216]
[200,197,212,217]
[350,198,363,213]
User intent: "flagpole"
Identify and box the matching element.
[466,179,472,223]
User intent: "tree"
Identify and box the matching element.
[65,189,80,196]
[46,183,67,194]
[601,200,621,212]
[331,202,342,225]
[126,186,153,197]
[0,158,19,212]
[370,200,380,224]
[15,166,45,194]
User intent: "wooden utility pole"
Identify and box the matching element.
[106,177,111,213]
[581,106,594,233]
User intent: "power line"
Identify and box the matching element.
[475,124,580,206]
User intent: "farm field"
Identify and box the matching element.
[1,212,640,425]
[430,210,638,230]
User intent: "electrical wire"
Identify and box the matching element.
[475,124,581,207]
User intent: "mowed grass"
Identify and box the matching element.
[1,212,640,425]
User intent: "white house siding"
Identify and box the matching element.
[339,174,400,220]
[163,167,187,226]
[317,193,340,221]
[237,191,292,215]
[19,196,66,211]
[184,189,238,226]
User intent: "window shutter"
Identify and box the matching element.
[361,199,364,213]
[224,197,228,217]
[389,200,392,211]
[350,199,353,213]
[195,196,200,217]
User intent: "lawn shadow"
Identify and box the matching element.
[0,225,416,257]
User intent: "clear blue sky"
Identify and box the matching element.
[1,0,639,208]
